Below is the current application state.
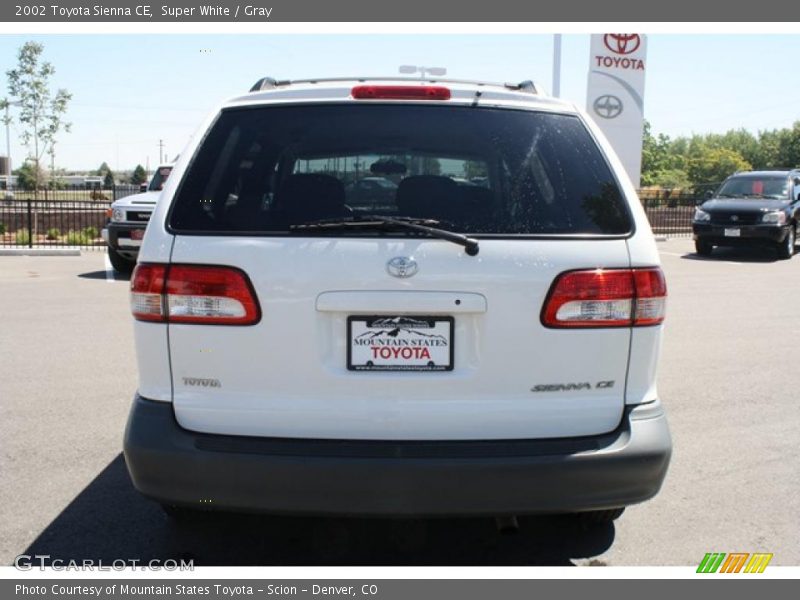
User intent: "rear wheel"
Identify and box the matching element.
[578,508,625,526]
[777,225,795,260]
[107,246,135,273]
[694,240,713,256]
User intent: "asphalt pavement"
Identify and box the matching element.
[0,240,797,566]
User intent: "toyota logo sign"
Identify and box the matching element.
[603,34,641,55]
[386,256,418,278]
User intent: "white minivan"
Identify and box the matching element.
[123,77,671,522]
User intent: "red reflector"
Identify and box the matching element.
[541,268,666,328]
[130,264,260,325]
[351,85,451,101]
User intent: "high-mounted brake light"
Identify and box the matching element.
[541,267,667,328]
[131,264,260,325]
[351,85,451,101]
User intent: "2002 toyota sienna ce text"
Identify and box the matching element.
[123,77,672,523]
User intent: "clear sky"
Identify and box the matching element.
[0,33,798,171]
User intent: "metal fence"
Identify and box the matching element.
[1,185,703,249]
[0,185,140,249]
[639,189,704,237]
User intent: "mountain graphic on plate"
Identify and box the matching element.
[356,317,448,341]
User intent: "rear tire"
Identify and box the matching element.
[107,246,135,273]
[578,508,625,525]
[694,240,713,256]
[777,225,795,260]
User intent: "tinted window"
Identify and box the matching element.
[169,105,630,235]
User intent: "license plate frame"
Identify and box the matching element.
[347,315,454,372]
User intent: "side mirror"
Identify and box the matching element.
[793,177,800,186]
[704,190,713,200]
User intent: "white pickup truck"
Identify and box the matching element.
[102,164,173,273]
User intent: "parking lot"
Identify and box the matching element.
[1,238,798,566]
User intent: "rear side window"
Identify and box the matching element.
[149,166,172,191]
[169,104,631,236]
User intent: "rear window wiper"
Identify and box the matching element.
[290,215,480,256]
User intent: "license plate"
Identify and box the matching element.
[347,316,454,372]
[724,228,741,237]
[130,229,145,240]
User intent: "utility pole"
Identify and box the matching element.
[4,102,10,183]
[552,34,562,98]
[49,141,55,186]
[158,139,164,165]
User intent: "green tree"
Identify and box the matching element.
[13,161,44,191]
[103,168,115,189]
[130,164,147,185]
[687,147,751,185]
[650,168,691,189]
[96,161,111,177]
[4,42,71,195]
[641,121,688,187]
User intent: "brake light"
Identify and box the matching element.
[131,264,260,325]
[130,264,166,322]
[541,268,666,328]
[351,85,451,101]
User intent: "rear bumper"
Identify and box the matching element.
[693,223,789,245]
[123,395,671,516]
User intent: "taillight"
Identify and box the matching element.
[541,268,666,328]
[131,264,260,325]
[351,85,451,101]
[130,264,166,322]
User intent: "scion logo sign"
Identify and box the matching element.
[593,95,624,119]
[604,34,641,55]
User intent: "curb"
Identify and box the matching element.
[0,248,81,257]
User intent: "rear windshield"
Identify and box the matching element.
[168,104,631,236]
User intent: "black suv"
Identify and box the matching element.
[693,170,800,259]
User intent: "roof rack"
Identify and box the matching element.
[248,76,543,95]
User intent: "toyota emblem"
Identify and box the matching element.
[386,256,418,278]
[603,34,641,55]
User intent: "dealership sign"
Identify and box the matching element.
[587,33,648,187]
